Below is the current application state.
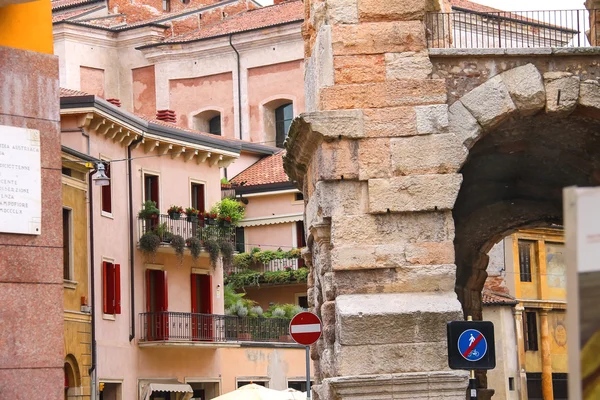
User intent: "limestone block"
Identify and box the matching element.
[305,25,334,113]
[320,347,337,378]
[404,241,455,265]
[334,55,385,84]
[316,139,359,181]
[327,0,359,24]
[323,272,335,301]
[330,212,455,246]
[390,134,466,175]
[500,63,546,116]
[303,109,365,139]
[358,138,391,180]
[359,0,434,21]
[320,79,446,109]
[335,292,463,345]
[368,174,463,213]
[415,104,448,134]
[332,264,457,294]
[306,181,368,230]
[326,371,469,400]
[385,51,433,80]
[544,72,580,115]
[578,79,600,115]
[335,341,449,375]
[364,106,418,137]
[448,100,482,149]
[332,21,426,56]
[460,75,517,131]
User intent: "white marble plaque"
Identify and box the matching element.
[0,125,41,235]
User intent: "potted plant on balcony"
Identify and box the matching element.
[185,207,199,222]
[218,215,232,228]
[206,212,217,225]
[170,234,186,265]
[212,198,245,227]
[153,222,173,243]
[139,232,161,260]
[186,237,202,262]
[167,205,184,220]
[139,200,159,219]
[204,238,220,268]
[220,241,234,267]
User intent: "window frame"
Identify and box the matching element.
[275,102,293,148]
[208,115,222,136]
[63,207,75,283]
[102,259,122,317]
[523,311,539,351]
[100,157,113,218]
[518,240,535,283]
[190,179,207,213]
[142,169,161,211]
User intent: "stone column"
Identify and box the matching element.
[586,1,600,46]
[539,308,554,400]
[284,0,469,398]
[513,305,528,400]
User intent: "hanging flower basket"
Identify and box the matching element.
[167,205,184,220]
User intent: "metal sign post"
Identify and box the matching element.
[306,346,311,399]
[289,312,322,400]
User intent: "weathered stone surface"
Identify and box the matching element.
[404,241,455,265]
[320,79,446,109]
[316,139,359,181]
[368,174,463,213]
[330,212,455,246]
[578,79,600,113]
[305,25,334,113]
[327,0,359,24]
[335,341,449,375]
[304,109,365,139]
[358,138,391,180]
[332,264,457,293]
[390,134,466,175]
[544,72,580,115]
[385,51,433,80]
[336,292,463,345]
[448,100,482,149]
[415,104,448,134]
[334,55,385,84]
[460,75,517,130]
[501,63,546,115]
[326,371,469,400]
[358,0,433,21]
[363,106,418,137]
[305,180,368,229]
[332,21,425,56]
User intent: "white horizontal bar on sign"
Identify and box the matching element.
[290,324,321,334]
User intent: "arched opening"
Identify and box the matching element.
[262,98,293,148]
[192,110,222,135]
[64,355,82,399]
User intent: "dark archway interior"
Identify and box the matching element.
[453,113,600,318]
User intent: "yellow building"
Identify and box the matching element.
[62,146,96,399]
[483,228,567,400]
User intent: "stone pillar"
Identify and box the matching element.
[586,1,600,46]
[513,305,528,400]
[539,308,554,400]
[284,0,469,398]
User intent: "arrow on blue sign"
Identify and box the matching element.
[458,329,487,362]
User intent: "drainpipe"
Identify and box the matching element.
[87,167,97,398]
[128,138,143,341]
[229,34,243,140]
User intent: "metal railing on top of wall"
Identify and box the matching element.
[425,9,595,49]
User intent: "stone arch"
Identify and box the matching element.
[64,354,81,394]
[449,63,600,319]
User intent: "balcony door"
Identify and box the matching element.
[146,269,168,340]
[191,273,212,340]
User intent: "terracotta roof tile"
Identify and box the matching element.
[60,87,91,97]
[230,151,289,186]
[482,290,518,306]
[52,4,104,22]
[163,0,303,44]
[449,0,502,14]
[52,0,102,11]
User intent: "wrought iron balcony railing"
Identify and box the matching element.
[139,312,293,343]
[137,214,235,245]
[426,8,596,49]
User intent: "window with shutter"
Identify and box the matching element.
[295,221,306,248]
[101,162,112,214]
[144,174,160,209]
[102,262,121,315]
[518,240,534,282]
[524,311,539,351]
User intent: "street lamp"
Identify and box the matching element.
[92,163,110,186]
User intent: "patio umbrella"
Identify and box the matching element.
[282,388,307,400]
[213,384,291,400]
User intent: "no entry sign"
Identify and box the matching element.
[447,321,496,370]
[289,312,322,346]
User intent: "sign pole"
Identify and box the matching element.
[469,369,477,400]
[306,345,311,399]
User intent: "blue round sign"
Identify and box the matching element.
[457,329,487,362]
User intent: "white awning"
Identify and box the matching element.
[142,383,193,400]
[239,213,303,227]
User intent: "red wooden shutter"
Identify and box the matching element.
[102,262,108,314]
[207,274,212,314]
[145,269,151,312]
[162,271,168,312]
[104,262,115,314]
[296,221,306,248]
[114,264,121,314]
[198,184,205,213]
[151,176,159,208]
[101,163,112,213]
[191,274,198,314]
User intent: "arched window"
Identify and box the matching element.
[275,103,293,148]
[192,110,222,136]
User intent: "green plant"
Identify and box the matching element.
[153,223,172,242]
[251,247,261,255]
[170,235,186,264]
[139,232,161,258]
[220,241,234,266]
[186,237,202,261]
[204,238,220,267]
[185,207,199,217]
[233,252,253,270]
[221,177,230,185]
[224,267,309,289]
[138,200,159,219]
[210,198,245,226]
[167,205,184,219]
[253,250,276,264]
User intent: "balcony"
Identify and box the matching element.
[426,9,595,49]
[139,312,295,346]
[137,214,235,249]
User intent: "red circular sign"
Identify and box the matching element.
[289,312,322,346]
